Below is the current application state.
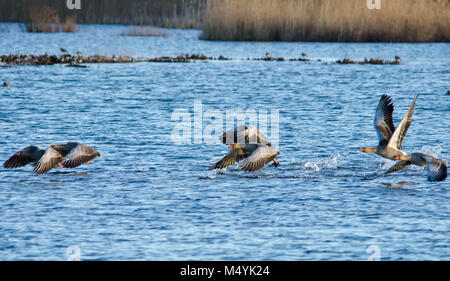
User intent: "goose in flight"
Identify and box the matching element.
[210,126,280,172]
[3,142,101,174]
[360,94,419,160]
[387,153,447,182]
[3,145,46,169]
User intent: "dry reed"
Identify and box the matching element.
[25,7,78,33]
[201,0,450,42]
[0,0,205,28]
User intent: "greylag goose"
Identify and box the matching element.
[3,146,45,168]
[4,142,101,174]
[210,126,280,172]
[360,94,419,160]
[388,153,447,182]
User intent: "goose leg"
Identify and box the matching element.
[273,159,280,167]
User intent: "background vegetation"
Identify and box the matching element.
[0,0,448,42]
[201,0,450,42]
[0,0,204,28]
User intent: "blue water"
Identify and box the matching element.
[0,23,449,260]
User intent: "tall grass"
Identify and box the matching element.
[201,0,450,42]
[25,7,78,32]
[0,0,205,28]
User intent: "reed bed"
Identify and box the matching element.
[25,7,78,32]
[200,0,450,42]
[0,0,205,28]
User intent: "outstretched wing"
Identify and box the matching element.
[423,156,447,182]
[209,148,252,170]
[60,144,100,169]
[385,160,411,174]
[221,126,270,145]
[221,125,248,144]
[239,145,278,172]
[33,147,64,175]
[374,94,395,145]
[246,127,270,145]
[388,95,419,150]
[3,147,37,168]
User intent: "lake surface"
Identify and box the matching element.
[0,23,449,260]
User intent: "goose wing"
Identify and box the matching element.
[60,144,100,169]
[423,155,447,182]
[52,142,80,157]
[221,125,248,144]
[239,145,279,172]
[33,146,64,174]
[385,160,412,174]
[209,148,252,170]
[246,126,270,145]
[3,146,40,168]
[374,94,395,145]
[221,126,270,145]
[388,95,419,150]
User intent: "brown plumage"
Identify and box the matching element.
[388,153,447,182]
[3,146,45,169]
[4,142,101,175]
[360,94,419,160]
[211,126,280,172]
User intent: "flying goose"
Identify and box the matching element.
[388,153,447,182]
[210,126,280,172]
[4,142,101,174]
[360,94,419,160]
[3,146,46,168]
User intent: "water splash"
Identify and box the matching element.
[199,169,218,179]
[299,153,345,172]
[379,158,396,171]
[421,145,443,158]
